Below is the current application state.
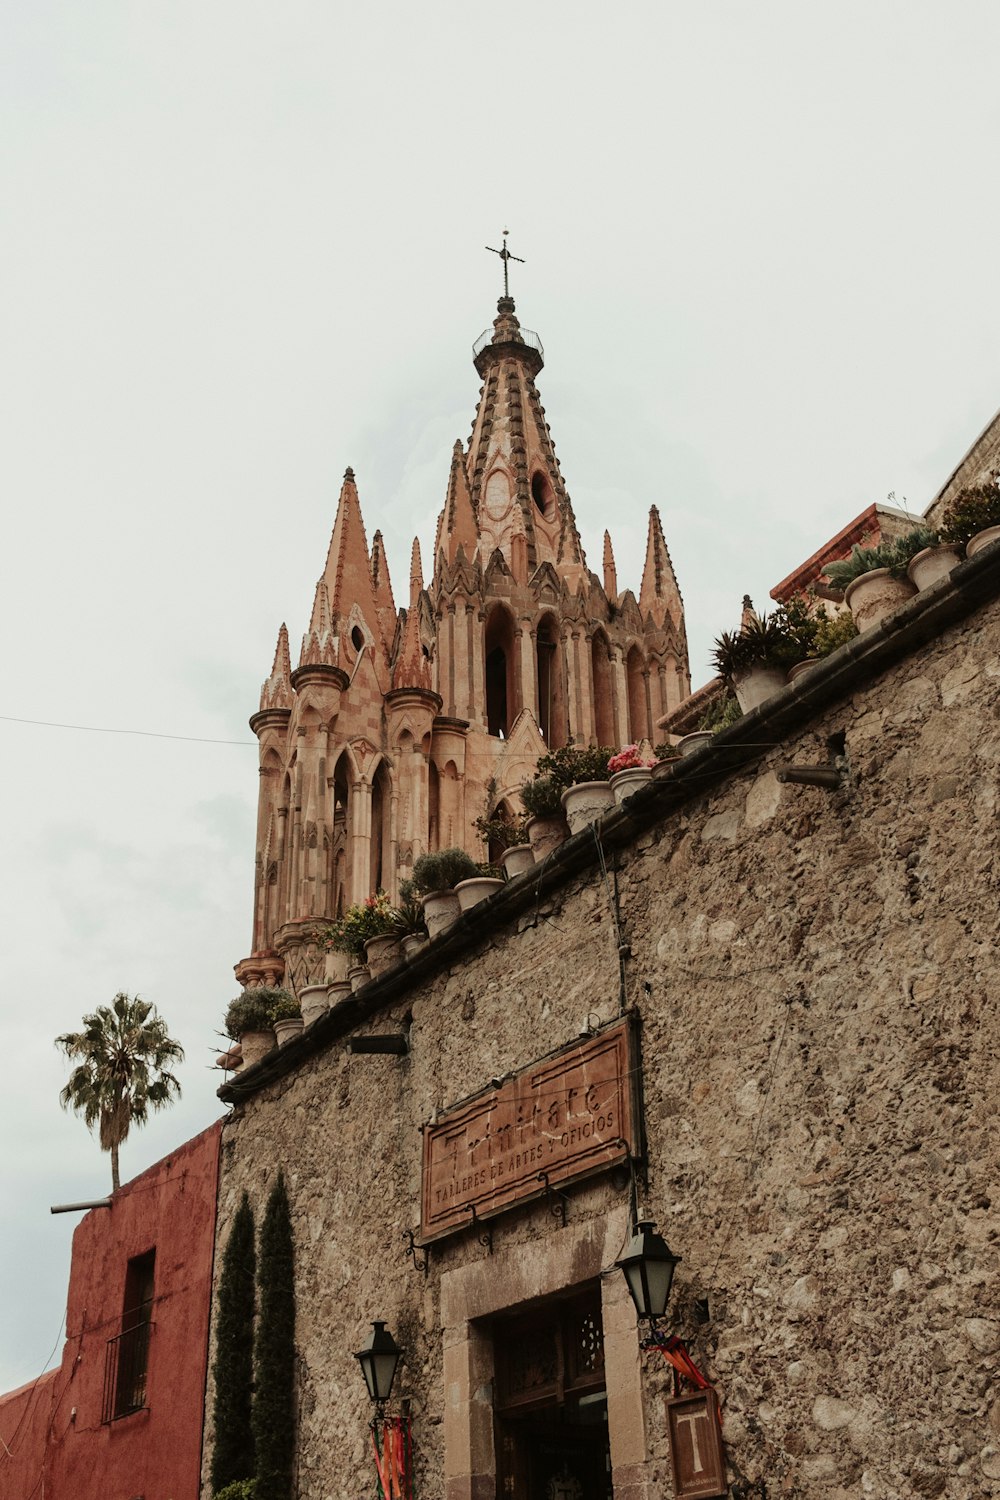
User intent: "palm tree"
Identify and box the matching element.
[56,992,184,1191]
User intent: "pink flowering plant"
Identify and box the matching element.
[607,744,655,775]
[323,891,396,960]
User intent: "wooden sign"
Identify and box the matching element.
[420,1018,637,1241]
[666,1392,726,1499]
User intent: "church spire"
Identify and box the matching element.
[639,506,684,630]
[259,623,293,710]
[392,538,432,691]
[299,581,339,668]
[370,529,397,644]
[320,467,389,664]
[603,531,619,602]
[441,439,480,565]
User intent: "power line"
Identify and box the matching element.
[0,714,255,747]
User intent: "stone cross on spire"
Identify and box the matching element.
[485,230,525,298]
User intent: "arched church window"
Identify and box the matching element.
[370,760,391,896]
[484,606,518,738]
[428,761,440,851]
[626,646,649,743]
[531,470,554,519]
[591,631,615,747]
[536,613,567,748]
[331,753,352,915]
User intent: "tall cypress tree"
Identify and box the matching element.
[253,1171,296,1500]
[211,1192,257,1495]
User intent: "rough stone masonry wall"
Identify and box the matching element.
[206,588,1000,1500]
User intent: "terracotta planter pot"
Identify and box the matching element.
[401,933,427,960]
[609,766,653,805]
[499,843,534,879]
[455,876,505,912]
[326,979,352,1005]
[420,888,461,939]
[907,544,963,591]
[526,814,569,861]
[239,1028,275,1068]
[299,983,329,1026]
[274,1016,304,1047]
[677,731,714,757]
[844,568,916,631]
[966,525,1000,558]
[732,664,787,712]
[787,658,821,684]
[347,963,371,992]
[560,780,614,835]
[364,933,402,977]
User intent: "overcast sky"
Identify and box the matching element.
[2,1,998,1395]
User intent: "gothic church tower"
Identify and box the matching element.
[235,295,689,995]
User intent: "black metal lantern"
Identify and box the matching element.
[354,1321,403,1404]
[616,1220,681,1322]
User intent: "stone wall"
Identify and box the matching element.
[207,552,1000,1500]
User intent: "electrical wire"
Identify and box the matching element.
[0,714,254,746]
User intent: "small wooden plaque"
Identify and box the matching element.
[666,1391,726,1499]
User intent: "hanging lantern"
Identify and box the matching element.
[354,1320,403,1404]
[616,1220,681,1322]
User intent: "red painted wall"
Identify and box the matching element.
[0,1369,60,1498]
[0,1123,220,1500]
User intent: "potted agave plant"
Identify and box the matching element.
[411,847,479,938]
[711,612,799,712]
[824,537,916,631]
[224,987,284,1069]
[607,744,656,803]
[519,773,570,860]
[940,479,1000,560]
[391,879,429,960]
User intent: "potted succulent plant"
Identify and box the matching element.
[519,773,571,860]
[270,991,304,1047]
[224,987,284,1068]
[711,613,799,711]
[607,744,656,803]
[887,522,961,592]
[940,480,1000,558]
[824,537,917,631]
[411,847,479,938]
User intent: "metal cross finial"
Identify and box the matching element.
[485,229,525,298]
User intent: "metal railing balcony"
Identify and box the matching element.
[102,1316,154,1423]
[472,326,544,359]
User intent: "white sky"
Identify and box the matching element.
[2,1,998,1393]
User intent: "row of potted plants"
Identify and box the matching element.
[706,481,1000,719]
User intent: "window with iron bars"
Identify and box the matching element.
[102,1249,155,1423]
